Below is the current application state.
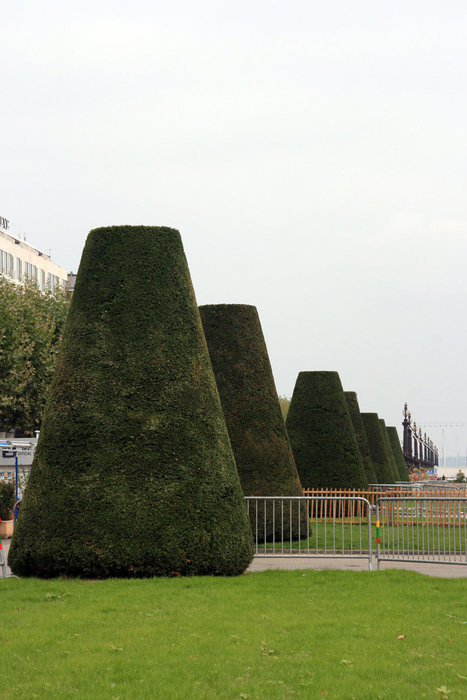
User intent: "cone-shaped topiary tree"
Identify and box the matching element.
[9,226,253,578]
[199,304,307,540]
[286,372,368,489]
[360,413,395,484]
[379,419,400,483]
[344,392,377,484]
[387,426,410,481]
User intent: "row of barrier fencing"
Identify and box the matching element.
[2,494,465,577]
[245,495,467,571]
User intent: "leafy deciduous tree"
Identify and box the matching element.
[0,278,70,435]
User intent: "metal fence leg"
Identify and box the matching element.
[0,539,7,578]
[368,501,372,571]
[376,501,381,570]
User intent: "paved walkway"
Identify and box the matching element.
[247,555,467,578]
[2,539,466,579]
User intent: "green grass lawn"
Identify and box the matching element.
[1,570,466,699]
[256,523,467,556]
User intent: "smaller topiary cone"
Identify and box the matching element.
[379,419,400,482]
[286,371,368,489]
[387,426,410,481]
[199,304,307,541]
[344,392,377,484]
[360,413,395,484]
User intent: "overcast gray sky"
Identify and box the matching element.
[3,1,467,454]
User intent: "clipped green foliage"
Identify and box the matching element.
[387,426,410,481]
[9,226,253,578]
[199,304,306,540]
[360,413,395,484]
[344,392,377,484]
[379,419,400,482]
[286,372,368,489]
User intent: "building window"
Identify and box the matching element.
[16,258,22,281]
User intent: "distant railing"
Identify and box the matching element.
[303,484,467,507]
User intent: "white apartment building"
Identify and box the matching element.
[0,215,70,291]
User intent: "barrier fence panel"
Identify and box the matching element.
[376,497,467,568]
[245,496,373,571]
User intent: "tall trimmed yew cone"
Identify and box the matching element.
[344,392,377,484]
[9,226,253,578]
[199,304,307,540]
[286,372,368,489]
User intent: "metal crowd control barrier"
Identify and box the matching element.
[245,496,373,570]
[376,497,467,568]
